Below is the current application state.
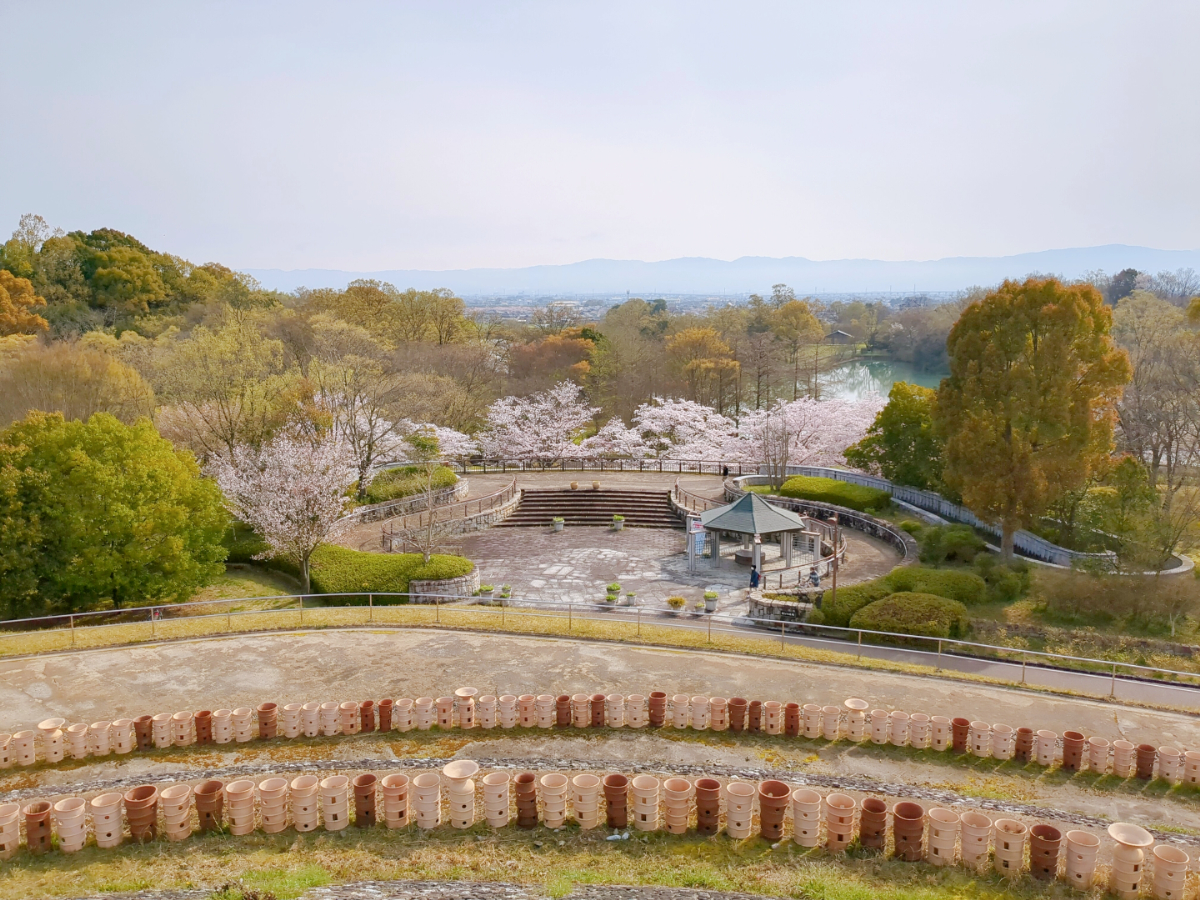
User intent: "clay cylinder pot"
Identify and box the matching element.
[150,712,172,749]
[626,694,647,728]
[225,779,256,836]
[572,774,602,830]
[38,719,64,763]
[1028,823,1061,881]
[993,818,1028,877]
[476,696,497,729]
[320,775,351,832]
[1158,746,1183,783]
[208,709,232,744]
[783,702,801,737]
[359,700,376,734]
[859,797,888,849]
[318,701,339,735]
[959,811,993,870]
[647,691,667,727]
[1088,736,1110,775]
[725,782,754,840]
[257,702,278,740]
[969,720,992,758]
[194,779,224,832]
[603,773,629,828]
[11,730,35,766]
[194,710,213,745]
[1036,730,1058,766]
[821,706,840,741]
[661,777,691,835]
[290,775,320,833]
[517,694,536,728]
[1113,740,1136,778]
[496,695,517,729]
[930,716,951,751]
[891,801,925,862]
[870,709,889,745]
[844,699,868,741]
[62,723,87,760]
[823,792,856,853]
[380,773,410,829]
[757,780,790,841]
[606,694,626,728]
[481,772,509,829]
[748,700,762,733]
[24,800,54,853]
[514,772,538,828]
[414,697,435,731]
[630,775,660,831]
[123,785,159,842]
[89,720,113,756]
[694,777,721,835]
[709,697,728,731]
[377,698,394,732]
[991,723,1014,760]
[728,697,747,733]
[393,698,415,732]
[1137,743,1158,779]
[1064,829,1101,889]
[1151,844,1189,900]
[89,792,124,848]
[670,694,689,729]
[160,784,194,842]
[0,802,21,859]
[455,688,478,729]
[802,703,822,739]
[341,700,362,735]
[1184,750,1200,786]
[762,700,782,735]
[889,710,910,747]
[536,693,556,729]
[951,717,969,752]
[790,788,822,847]
[353,773,378,828]
[53,797,88,853]
[556,694,572,727]
[539,773,569,829]
[231,707,254,742]
[280,703,302,739]
[690,696,710,731]
[590,693,606,727]
[909,713,931,749]
[1109,822,1154,898]
[1014,727,1034,762]
[133,715,154,751]
[571,693,589,728]
[924,807,958,866]
[1061,731,1085,771]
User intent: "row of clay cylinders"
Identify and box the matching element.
[540,773,569,828]
[695,777,720,835]
[690,696,709,730]
[124,785,158,842]
[572,774,602,829]
[455,687,477,729]
[443,760,480,828]
[662,777,692,834]
[160,784,194,842]
[648,691,668,727]
[39,718,65,762]
[605,693,625,727]
[758,780,790,840]
[52,797,87,853]
[481,772,509,827]
[514,772,537,828]
[0,802,19,859]
[411,773,441,828]
[670,694,689,729]
[320,775,351,831]
[630,775,660,831]
[225,779,256,835]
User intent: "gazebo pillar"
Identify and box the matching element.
[709,530,720,568]
[784,532,794,568]
[752,535,761,571]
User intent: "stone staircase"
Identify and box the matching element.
[498,488,684,529]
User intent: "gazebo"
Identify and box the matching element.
[698,492,817,571]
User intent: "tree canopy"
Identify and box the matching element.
[845,381,943,490]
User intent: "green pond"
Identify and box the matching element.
[824,358,948,401]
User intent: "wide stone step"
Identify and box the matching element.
[498,488,683,529]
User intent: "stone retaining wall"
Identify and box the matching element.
[408,568,481,602]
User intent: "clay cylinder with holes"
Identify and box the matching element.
[924,807,957,866]
[993,818,1028,877]
[790,788,822,848]
[748,700,762,733]
[648,691,667,727]
[514,772,538,828]
[824,792,856,853]
[290,775,320,833]
[1063,829,1100,889]
[1029,823,1061,881]
[194,779,224,831]
[694,777,720,835]
[859,796,887,849]
[728,697,747,732]
[891,801,925,862]
[783,702,801,737]
[89,792,123,848]
[24,800,53,854]
[757,779,790,841]
[353,773,378,828]
[133,715,153,751]
[123,786,159,842]
[1137,743,1157,779]
[556,694,571,727]
[377,698,393,732]
[603,773,628,828]
[951,717,969,752]
[256,702,278,740]
[1014,727,1034,762]
[359,700,376,734]
[1061,731,1085,771]
[379,773,409,829]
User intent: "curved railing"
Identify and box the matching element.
[380,478,519,548]
[451,458,755,476]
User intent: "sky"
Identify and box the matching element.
[2,2,1198,272]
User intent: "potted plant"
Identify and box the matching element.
[612,514,625,532]
[607,582,621,595]
[704,591,718,613]
[480,585,495,600]
[666,596,686,615]
[625,591,636,606]
[592,480,601,490]
[570,481,578,490]
[605,592,618,604]
[551,516,565,532]
[692,600,706,615]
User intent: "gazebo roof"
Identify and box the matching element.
[699,492,809,535]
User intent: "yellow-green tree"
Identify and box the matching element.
[934,277,1130,558]
[845,381,942,490]
[0,270,49,336]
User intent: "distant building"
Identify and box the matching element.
[824,330,854,344]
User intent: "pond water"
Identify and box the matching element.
[823,358,948,401]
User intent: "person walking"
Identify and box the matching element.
[749,565,760,589]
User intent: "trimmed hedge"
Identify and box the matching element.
[777,475,891,512]
[308,546,474,602]
[848,592,968,639]
[362,465,457,505]
[885,566,987,606]
[820,578,894,627]
[917,524,986,565]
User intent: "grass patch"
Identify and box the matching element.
[309,546,473,598]
[360,465,457,506]
[189,567,297,603]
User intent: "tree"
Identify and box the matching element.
[531,301,582,335]
[0,342,155,426]
[478,381,597,462]
[631,397,734,459]
[845,381,942,490]
[1107,268,1139,304]
[935,277,1131,559]
[385,429,464,563]
[773,299,823,400]
[0,412,228,615]
[664,327,739,409]
[208,430,355,593]
[0,270,49,336]
[579,417,649,458]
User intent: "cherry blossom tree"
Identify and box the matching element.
[208,430,356,593]
[478,381,597,462]
[416,424,478,462]
[579,417,649,458]
[632,397,735,460]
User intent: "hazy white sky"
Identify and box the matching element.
[3,2,1198,271]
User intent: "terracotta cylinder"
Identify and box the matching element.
[123,786,159,843]
[909,713,931,749]
[477,696,497,729]
[758,780,790,841]
[790,788,822,848]
[66,723,89,760]
[891,801,925,862]
[1061,731,1085,771]
[1151,844,1189,900]
[1063,830,1101,889]
[748,700,762,733]
[414,697,435,731]
[694,777,721,836]
[455,688,478,729]
[89,792,124,848]
[924,807,958,866]
[1029,823,1061,881]
[1036,729,1058,766]
[556,695,572,727]
[782,702,800,737]
[725,782,754,840]
[300,702,320,737]
[648,691,668,727]
[290,775,320,833]
[959,811,993,871]
[1109,822,1154,899]
[603,773,629,828]
[1159,746,1183,783]
[1113,740,1136,778]
[225,779,256,836]
[671,694,690,729]
[194,779,224,832]
[605,694,626,728]
[540,773,569,829]
[194,710,213,745]
[951,717,970,752]
[532,694,553,729]
[257,702,279,739]
[497,695,517,729]
[170,711,194,747]
[661,777,691,835]
[572,774,603,830]
[133,715,154,751]
[571,693,590,727]
[859,797,888,849]
[335,700,359,735]
[821,706,840,741]
[446,778,475,830]
[150,712,172,749]
[160,784,194,842]
[479,771,508,829]
[1014,727,1034,762]
[320,775,351,832]
[626,694,648,728]
[88,721,112,756]
[518,694,536,728]
[728,697,747,733]
[991,723,1014,760]
[53,797,88,853]
[318,701,340,735]
[690,696,710,731]
[1184,749,1200,786]
[630,775,660,831]
[889,710,910,747]
[0,802,22,859]
[709,697,728,732]
[844,699,868,742]
[410,773,441,830]
[993,818,1028,877]
[930,716,951,751]
[1088,737,1110,775]
[12,730,35,766]
[0,733,9,769]
[824,792,856,853]
[590,693,606,727]
[514,772,538,828]
[762,700,782,735]
[969,720,992,758]
[38,717,65,763]
[870,709,889,745]
[354,773,378,828]
[24,800,53,854]
[380,773,410,829]
[378,698,394,732]
[359,700,376,734]
[436,696,456,729]
[232,707,255,742]
[280,703,302,739]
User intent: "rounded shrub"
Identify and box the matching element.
[848,592,968,638]
[308,545,474,601]
[884,566,987,605]
[820,576,894,627]
[777,476,891,513]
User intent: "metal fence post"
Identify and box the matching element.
[780,620,785,650]
[228,604,232,630]
[150,608,155,641]
[1021,650,1027,683]
[857,630,862,658]
[568,603,572,632]
[1111,663,1117,698]
[369,593,373,623]
[637,607,641,637]
[70,615,74,649]
[708,613,712,643]
[436,597,440,624]
[299,595,303,626]
[936,639,942,671]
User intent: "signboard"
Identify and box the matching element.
[688,516,705,534]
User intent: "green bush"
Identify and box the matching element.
[974,555,1032,603]
[899,520,924,535]
[820,577,894,627]
[917,524,986,565]
[849,592,969,639]
[806,606,826,625]
[224,521,269,564]
[885,566,987,606]
[307,546,473,601]
[362,465,457,505]
[777,476,891,513]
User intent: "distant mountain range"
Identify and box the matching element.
[245,245,1200,296]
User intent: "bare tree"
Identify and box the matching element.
[386,430,462,562]
[531,301,582,335]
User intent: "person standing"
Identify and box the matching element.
[749,565,760,589]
